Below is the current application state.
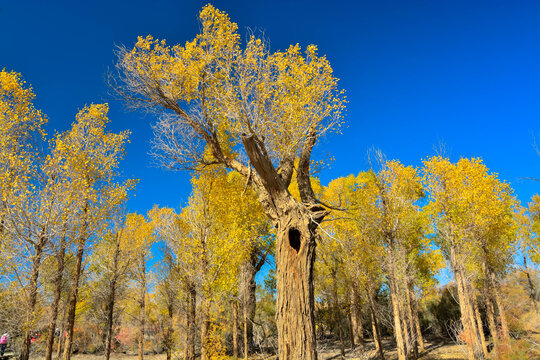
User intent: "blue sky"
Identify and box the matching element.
[1,0,539,217]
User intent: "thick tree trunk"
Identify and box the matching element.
[396,281,411,358]
[450,246,482,360]
[350,287,364,350]
[200,299,211,360]
[183,285,196,360]
[138,254,146,360]
[388,259,406,360]
[275,209,318,360]
[45,234,67,360]
[232,299,239,359]
[20,238,46,360]
[348,310,355,349]
[62,236,86,360]
[403,280,418,360]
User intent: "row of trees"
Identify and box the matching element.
[316,155,540,360]
[0,69,135,360]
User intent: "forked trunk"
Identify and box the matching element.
[451,247,482,360]
[275,208,318,360]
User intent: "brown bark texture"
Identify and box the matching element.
[183,285,196,360]
[350,287,365,350]
[104,237,121,360]
[138,254,146,360]
[410,288,425,352]
[20,237,46,360]
[62,236,86,360]
[45,234,67,360]
[232,299,239,359]
[275,207,319,360]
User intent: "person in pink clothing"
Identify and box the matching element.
[0,333,8,356]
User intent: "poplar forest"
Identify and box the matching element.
[1,4,540,360]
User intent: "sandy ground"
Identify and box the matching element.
[23,339,467,360]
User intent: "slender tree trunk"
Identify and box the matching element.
[471,292,488,358]
[183,284,196,360]
[242,249,264,357]
[490,272,509,342]
[165,302,173,360]
[243,289,248,360]
[62,236,86,360]
[275,208,318,360]
[242,258,258,359]
[138,254,146,360]
[367,286,385,360]
[45,233,67,360]
[232,299,239,359]
[484,285,498,348]
[104,237,120,360]
[104,280,117,360]
[56,301,67,359]
[523,253,538,313]
[410,287,425,352]
[20,237,46,360]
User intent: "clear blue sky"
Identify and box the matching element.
[2,0,539,214]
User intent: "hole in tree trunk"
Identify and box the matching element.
[288,228,301,252]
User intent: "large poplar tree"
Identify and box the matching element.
[116,5,345,359]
